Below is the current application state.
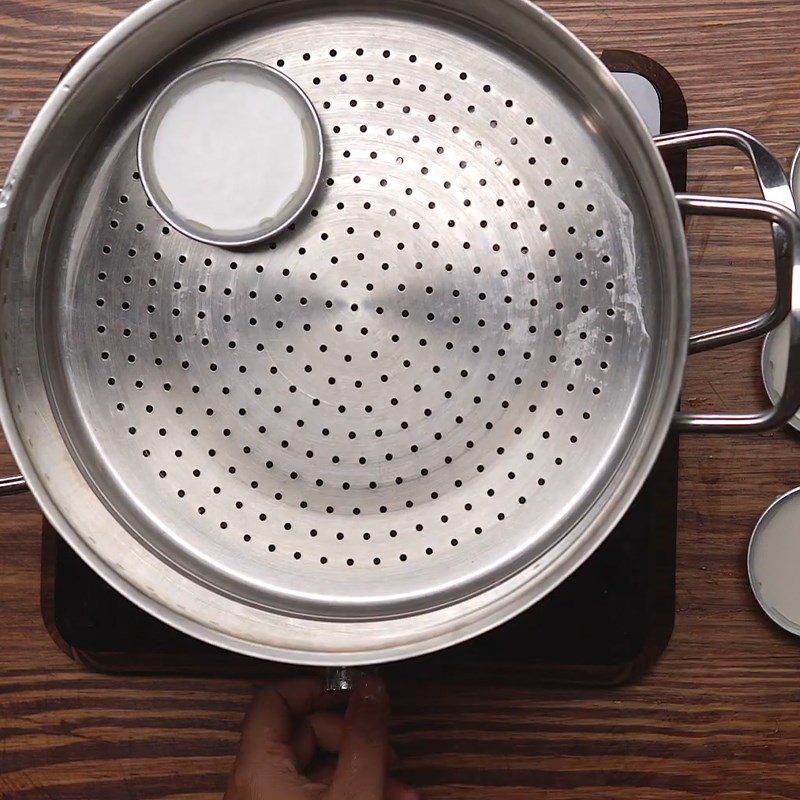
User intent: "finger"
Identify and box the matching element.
[226,681,325,799]
[309,712,345,752]
[266,678,325,717]
[237,680,323,770]
[308,713,399,764]
[385,777,421,800]
[309,763,417,800]
[295,713,399,771]
[243,679,322,747]
[329,674,390,800]
[307,761,337,785]
[289,710,347,769]
[288,716,317,771]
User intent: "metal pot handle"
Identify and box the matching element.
[0,476,27,496]
[655,128,795,353]
[654,128,800,433]
[672,197,800,432]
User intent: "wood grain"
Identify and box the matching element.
[3,1,800,798]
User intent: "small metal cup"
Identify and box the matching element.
[138,59,323,248]
[749,488,800,637]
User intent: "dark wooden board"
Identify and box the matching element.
[3,2,800,798]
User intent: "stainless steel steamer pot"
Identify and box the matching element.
[1,0,800,666]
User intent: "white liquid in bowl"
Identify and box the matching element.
[750,490,800,634]
[139,60,322,246]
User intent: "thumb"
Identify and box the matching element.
[328,674,390,800]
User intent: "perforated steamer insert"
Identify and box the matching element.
[59,17,646,614]
[40,51,683,682]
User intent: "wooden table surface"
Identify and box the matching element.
[3,1,800,798]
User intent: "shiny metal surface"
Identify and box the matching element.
[760,141,800,435]
[322,666,377,692]
[0,0,790,665]
[672,194,800,431]
[0,476,28,496]
[656,128,796,354]
[138,58,324,248]
[761,317,800,433]
[791,144,800,203]
[748,487,800,637]
[657,130,800,433]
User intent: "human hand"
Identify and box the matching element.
[224,675,419,800]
